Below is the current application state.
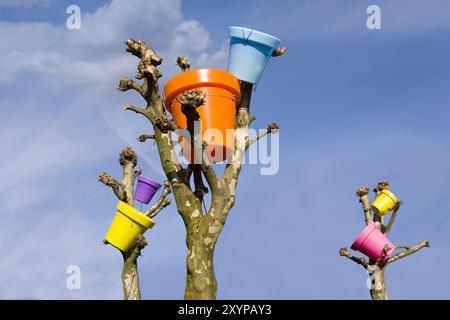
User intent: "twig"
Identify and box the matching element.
[133,167,142,180]
[123,104,148,116]
[272,47,287,57]
[117,77,145,97]
[356,187,372,225]
[375,245,390,268]
[145,180,172,218]
[176,56,191,72]
[339,247,368,269]
[98,172,124,201]
[384,202,401,236]
[137,134,155,143]
[246,122,279,149]
[385,240,430,265]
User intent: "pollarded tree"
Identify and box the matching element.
[99,147,172,300]
[104,39,285,300]
[339,181,430,300]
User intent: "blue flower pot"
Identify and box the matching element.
[227,26,281,85]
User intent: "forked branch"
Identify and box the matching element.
[386,240,430,265]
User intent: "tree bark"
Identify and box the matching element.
[121,249,142,300]
[183,214,224,299]
[369,267,387,300]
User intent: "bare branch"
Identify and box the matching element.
[339,247,368,269]
[386,240,430,265]
[246,122,279,150]
[384,202,401,236]
[125,39,162,82]
[176,56,191,72]
[98,172,124,201]
[356,187,373,225]
[375,245,390,268]
[117,77,145,97]
[272,47,287,57]
[145,180,172,218]
[148,199,171,218]
[133,167,142,180]
[137,134,155,143]
[123,104,148,116]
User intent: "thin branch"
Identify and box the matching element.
[137,134,155,142]
[123,104,148,116]
[395,244,411,250]
[176,56,191,72]
[117,77,145,97]
[148,199,171,218]
[246,122,279,150]
[133,167,142,180]
[272,47,287,57]
[145,180,172,218]
[339,247,368,269]
[384,202,401,236]
[356,187,373,225]
[375,245,390,268]
[98,172,124,201]
[386,240,430,265]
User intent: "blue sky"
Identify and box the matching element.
[0,0,449,299]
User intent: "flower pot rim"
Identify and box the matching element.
[137,176,162,189]
[163,68,241,113]
[117,201,155,229]
[379,189,399,203]
[228,26,280,48]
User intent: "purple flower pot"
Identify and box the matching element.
[134,176,161,204]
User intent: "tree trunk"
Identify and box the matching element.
[183,215,224,300]
[369,267,387,300]
[121,252,141,300]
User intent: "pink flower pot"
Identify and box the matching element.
[351,221,395,263]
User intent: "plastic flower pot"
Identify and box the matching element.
[227,26,281,85]
[351,221,395,263]
[163,69,241,163]
[104,201,155,252]
[371,189,399,217]
[134,176,161,204]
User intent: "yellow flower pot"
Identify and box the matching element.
[371,189,399,217]
[104,201,156,252]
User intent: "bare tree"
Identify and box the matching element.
[104,39,286,300]
[339,181,430,300]
[99,147,172,300]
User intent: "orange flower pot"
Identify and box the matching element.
[163,69,241,163]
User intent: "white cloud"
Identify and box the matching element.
[0,0,50,7]
[197,40,229,70]
[0,0,224,88]
[0,0,229,299]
